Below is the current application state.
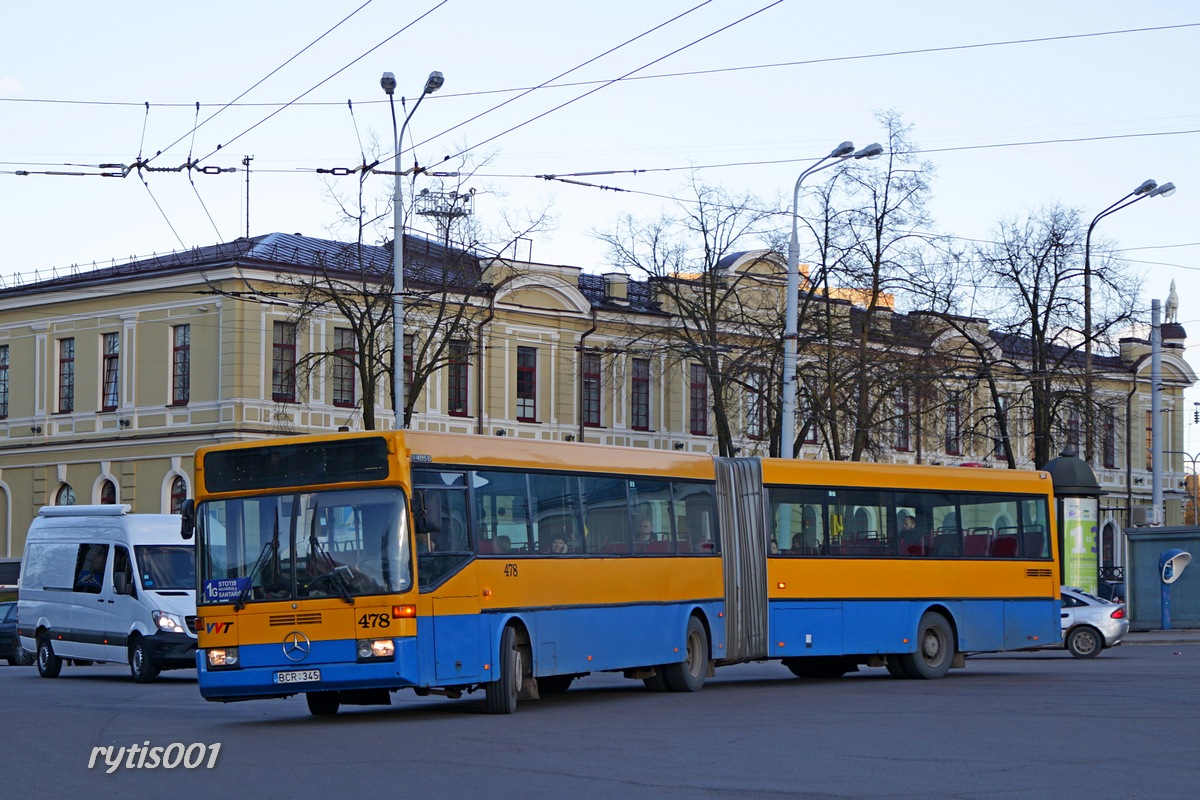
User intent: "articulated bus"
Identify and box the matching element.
[185,431,1061,715]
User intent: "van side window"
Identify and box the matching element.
[74,544,109,594]
[113,546,134,595]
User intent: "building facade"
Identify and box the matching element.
[0,233,1192,569]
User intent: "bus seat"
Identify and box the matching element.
[1021,529,1044,558]
[646,540,673,554]
[476,539,495,554]
[931,532,961,557]
[990,535,1018,558]
[901,541,927,556]
[602,542,630,554]
[963,534,991,557]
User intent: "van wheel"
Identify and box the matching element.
[129,637,161,683]
[37,634,62,678]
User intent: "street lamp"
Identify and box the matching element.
[382,69,444,430]
[779,141,884,457]
[1082,178,1174,460]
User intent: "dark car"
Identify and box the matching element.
[0,601,34,666]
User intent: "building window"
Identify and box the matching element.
[403,334,414,410]
[630,358,650,431]
[894,387,910,451]
[272,321,297,403]
[448,340,469,417]
[171,324,190,406]
[1145,410,1153,472]
[746,370,766,440]
[945,391,961,455]
[170,476,188,514]
[99,480,117,505]
[332,327,356,408]
[57,484,76,506]
[582,352,601,427]
[58,338,75,413]
[689,363,708,436]
[1065,405,1081,455]
[800,389,818,445]
[0,344,8,419]
[516,346,537,422]
[101,332,120,411]
[994,397,1009,460]
[1102,408,1117,469]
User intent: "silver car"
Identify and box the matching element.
[1060,586,1129,658]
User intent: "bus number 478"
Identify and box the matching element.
[358,613,391,629]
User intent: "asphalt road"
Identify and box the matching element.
[3,643,1195,799]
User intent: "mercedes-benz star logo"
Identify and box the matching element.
[282,631,311,662]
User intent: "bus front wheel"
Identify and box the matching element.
[486,625,523,714]
[662,616,709,692]
[306,691,341,716]
[897,611,954,679]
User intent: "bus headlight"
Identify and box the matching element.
[207,647,239,668]
[153,611,187,634]
[357,639,395,661]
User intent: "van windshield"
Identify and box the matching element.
[135,545,196,591]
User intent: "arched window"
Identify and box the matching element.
[100,480,117,505]
[57,484,76,506]
[169,476,188,515]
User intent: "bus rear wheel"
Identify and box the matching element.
[486,625,523,714]
[898,611,954,680]
[306,691,341,716]
[662,616,709,692]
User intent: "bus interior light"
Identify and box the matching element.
[392,605,417,618]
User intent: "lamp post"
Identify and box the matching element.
[779,141,884,457]
[1082,178,1175,461]
[382,69,444,430]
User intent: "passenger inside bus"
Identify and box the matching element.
[636,518,655,542]
[495,535,513,554]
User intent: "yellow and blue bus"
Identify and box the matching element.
[185,431,1060,715]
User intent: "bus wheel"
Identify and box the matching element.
[486,625,522,714]
[1066,626,1103,659]
[642,669,669,692]
[537,675,574,694]
[306,691,341,716]
[129,637,161,683]
[37,634,62,678]
[885,655,912,678]
[783,656,850,679]
[663,616,709,692]
[898,612,954,680]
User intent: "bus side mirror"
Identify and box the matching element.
[180,499,195,541]
[1160,549,1191,585]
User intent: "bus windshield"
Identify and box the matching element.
[134,545,197,591]
[197,487,410,604]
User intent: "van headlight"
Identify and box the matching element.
[153,611,187,634]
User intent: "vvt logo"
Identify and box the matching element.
[205,622,233,635]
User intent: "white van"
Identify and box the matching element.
[17,505,196,682]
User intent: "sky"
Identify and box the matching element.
[3,0,1199,447]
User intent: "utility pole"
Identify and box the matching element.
[242,155,254,239]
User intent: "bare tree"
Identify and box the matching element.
[930,204,1141,468]
[595,177,776,456]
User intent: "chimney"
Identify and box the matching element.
[603,272,628,301]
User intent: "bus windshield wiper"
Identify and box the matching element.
[309,502,355,605]
[234,538,275,611]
